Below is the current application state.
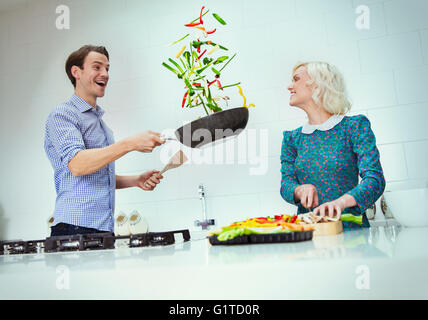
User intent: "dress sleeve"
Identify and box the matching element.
[46,107,86,167]
[346,115,386,213]
[280,131,300,205]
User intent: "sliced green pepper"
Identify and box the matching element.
[211,67,221,76]
[340,214,363,225]
[168,58,184,74]
[212,13,227,25]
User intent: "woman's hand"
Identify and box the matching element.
[136,170,163,191]
[294,184,319,209]
[313,198,345,218]
[313,194,357,218]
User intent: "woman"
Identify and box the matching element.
[280,61,385,229]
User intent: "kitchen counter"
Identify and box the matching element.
[1,224,428,299]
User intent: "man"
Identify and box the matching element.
[44,45,165,236]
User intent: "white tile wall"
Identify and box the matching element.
[384,0,428,34]
[1,0,428,239]
[368,103,428,144]
[404,140,428,180]
[358,32,423,73]
[394,65,428,105]
[377,144,408,182]
[421,29,428,64]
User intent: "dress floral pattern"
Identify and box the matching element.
[280,114,386,229]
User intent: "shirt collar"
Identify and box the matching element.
[301,114,345,134]
[70,94,105,116]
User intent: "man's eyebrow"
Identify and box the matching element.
[92,61,110,68]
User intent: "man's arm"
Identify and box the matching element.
[68,131,165,176]
[68,139,133,176]
[116,174,139,189]
[116,171,163,190]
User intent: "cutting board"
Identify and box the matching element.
[312,220,343,236]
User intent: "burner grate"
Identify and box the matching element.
[0,229,190,255]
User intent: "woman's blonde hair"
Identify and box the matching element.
[293,61,351,115]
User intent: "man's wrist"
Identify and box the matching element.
[121,137,135,153]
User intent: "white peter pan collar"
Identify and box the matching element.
[301,114,345,134]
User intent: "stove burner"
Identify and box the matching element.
[0,240,44,255]
[44,232,115,253]
[0,229,191,255]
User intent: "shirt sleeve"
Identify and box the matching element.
[46,107,86,167]
[346,115,386,213]
[280,130,300,205]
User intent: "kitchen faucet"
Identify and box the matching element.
[194,184,215,230]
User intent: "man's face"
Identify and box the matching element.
[72,51,110,98]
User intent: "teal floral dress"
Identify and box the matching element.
[280,114,385,229]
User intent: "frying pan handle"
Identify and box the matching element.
[160,134,178,141]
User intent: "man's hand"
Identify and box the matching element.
[294,184,319,209]
[136,170,164,191]
[126,130,165,153]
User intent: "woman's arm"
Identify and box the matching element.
[346,115,386,213]
[280,131,301,205]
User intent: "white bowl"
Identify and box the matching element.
[383,188,428,227]
[114,212,131,236]
[128,210,148,234]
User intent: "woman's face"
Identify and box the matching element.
[288,66,315,107]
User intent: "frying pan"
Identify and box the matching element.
[163,107,249,148]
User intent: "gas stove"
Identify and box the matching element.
[0,229,190,255]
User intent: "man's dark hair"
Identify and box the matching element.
[65,45,109,88]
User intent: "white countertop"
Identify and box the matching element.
[1,223,428,299]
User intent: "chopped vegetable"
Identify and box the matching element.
[340,214,363,225]
[162,6,254,114]
[211,214,314,241]
[237,85,255,108]
[197,49,207,60]
[218,53,236,72]
[167,34,190,47]
[184,22,202,27]
[175,45,186,58]
[218,82,241,89]
[211,67,220,76]
[207,44,220,55]
[212,13,227,25]
[182,91,188,108]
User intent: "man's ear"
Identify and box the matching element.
[71,65,81,83]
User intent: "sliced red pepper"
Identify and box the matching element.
[197,45,201,54]
[192,83,201,87]
[216,80,223,90]
[184,21,202,27]
[290,215,298,223]
[206,28,216,34]
[199,6,205,24]
[182,91,188,108]
[197,49,207,60]
[208,79,216,87]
